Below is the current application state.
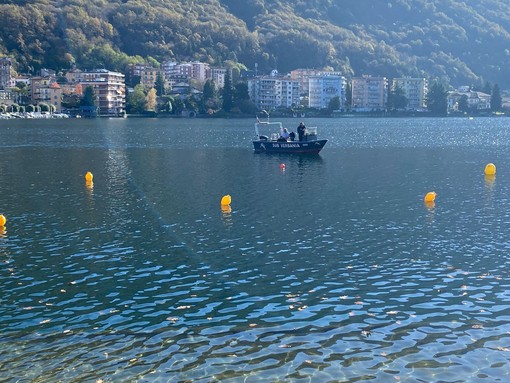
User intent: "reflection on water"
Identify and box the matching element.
[1,118,510,381]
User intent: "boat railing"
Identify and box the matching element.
[306,127,317,135]
[254,121,283,140]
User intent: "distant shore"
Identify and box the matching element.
[2,111,507,120]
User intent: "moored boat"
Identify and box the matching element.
[252,120,327,154]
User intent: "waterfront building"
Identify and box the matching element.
[308,75,346,109]
[448,88,491,112]
[392,77,428,110]
[31,76,62,112]
[77,69,126,116]
[248,76,300,111]
[351,75,388,111]
[291,69,343,95]
[0,89,16,110]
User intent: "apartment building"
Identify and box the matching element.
[248,76,300,111]
[308,75,346,109]
[140,67,163,89]
[351,75,388,111]
[291,69,344,95]
[392,77,428,110]
[77,70,126,116]
[31,76,62,112]
[207,67,226,89]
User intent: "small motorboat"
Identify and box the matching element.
[252,120,327,154]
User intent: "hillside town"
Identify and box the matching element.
[0,57,504,118]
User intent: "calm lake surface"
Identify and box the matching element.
[1,117,510,382]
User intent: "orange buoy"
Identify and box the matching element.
[0,214,5,226]
[85,171,93,182]
[424,192,436,203]
[221,194,231,206]
[484,163,496,176]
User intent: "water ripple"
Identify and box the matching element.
[3,119,510,381]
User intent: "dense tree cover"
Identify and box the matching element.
[3,0,510,87]
[387,85,408,111]
[491,84,502,111]
[427,82,448,116]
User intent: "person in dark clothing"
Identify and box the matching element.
[297,122,306,142]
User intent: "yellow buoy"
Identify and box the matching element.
[0,214,6,227]
[424,192,436,203]
[221,194,231,206]
[484,163,496,176]
[85,171,94,182]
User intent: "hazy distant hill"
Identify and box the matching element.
[2,0,510,87]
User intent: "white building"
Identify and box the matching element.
[248,76,300,111]
[291,69,343,95]
[207,67,226,89]
[161,60,178,77]
[448,89,491,112]
[308,75,346,109]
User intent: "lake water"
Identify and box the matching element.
[1,117,510,382]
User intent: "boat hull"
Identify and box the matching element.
[253,139,327,154]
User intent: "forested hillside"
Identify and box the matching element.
[1,0,510,87]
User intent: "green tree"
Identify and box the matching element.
[344,82,352,109]
[427,82,448,116]
[81,86,96,106]
[145,88,157,112]
[201,79,217,113]
[232,82,256,114]
[155,72,165,96]
[185,95,198,114]
[146,56,160,68]
[458,95,469,113]
[491,83,502,112]
[128,84,146,114]
[387,84,408,110]
[482,81,492,95]
[171,96,185,115]
[222,70,234,112]
[327,95,341,112]
[234,82,249,103]
[39,102,50,112]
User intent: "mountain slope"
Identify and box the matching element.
[1,0,510,87]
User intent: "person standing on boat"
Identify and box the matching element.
[297,122,306,142]
[281,128,290,140]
